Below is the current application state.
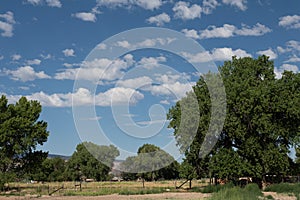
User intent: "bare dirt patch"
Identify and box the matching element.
[0,192,211,200]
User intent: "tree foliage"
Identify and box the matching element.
[0,95,49,185]
[121,144,179,181]
[168,56,300,183]
[65,142,119,181]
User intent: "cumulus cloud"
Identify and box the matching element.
[190,23,271,39]
[257,48,277,60]
[277,40,300,54]
[26,0,42,5]
[55,55,134,82]
[173,1,202,20]
[200,24,236,39]
[235,23,271,36]
[284,55,300,63]
[62,49,75,57]
[11,54,21,61]
[4,66,51,82]
[96,0,163,10]
[274,64,299,79]
[117,76,153,89]
[0,11,16,37]
[145,81,194,99]
[182,29,200,39]
[4,87,144,107]
[222,0,247,11]
[114,38,176,49]
[73,12,97,22]
[26,0,62,7]
[147,13,170,26]
[26,59,42,65]
[182,47,251,63]
[279,15,300,29]
[138,56,167,68]
[45,0,62,7]
[202,0,219,14]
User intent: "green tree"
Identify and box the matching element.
[168,56,300,185]
[0,95,49,187]
[121,144,179,182]
[33,157,67,182]
[66,142,119,181]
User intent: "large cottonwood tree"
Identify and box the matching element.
[168,56,300,184]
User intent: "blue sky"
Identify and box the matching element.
[0,0,300,161]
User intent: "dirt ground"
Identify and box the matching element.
[0,192,297,200]
[0,193,211,200]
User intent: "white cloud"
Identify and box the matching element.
[114,38,176,49]
[55,56,133,82]
[198,23,271,39]
[200,24,236,39]
[138,56,167,68]
[26,59,42,65]
[285,55,300,63]
[26,0,42,5]
[274,64,299,79]
[40,53,52,59]
[182,29,200,39]
[173,1,202,20]
[279,15,300,29]
[0,55,4,60]
[257,48,277,60]
[117,76,153,89]
[5,66,51,82]
[45,0,62,7]
[0,11,15,37]
[147,13,170,26]
[62,48,75,57]
[26,0,62,7]
[134,0,163,10]
[4,87,144,107]
[202,0,219,14]
[182,47,251,63]
[235,23,271,36]
[11,54,21,61]
[73,12,97,22]
[222,0,247,11]
[277,40,300,54]
[146,81,194,99]
[96,43,107,50]
[96,0,163,10]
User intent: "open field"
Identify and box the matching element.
[0,180,208,197]
[1,181,299,200]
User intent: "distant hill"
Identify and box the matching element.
[48,154,71,160]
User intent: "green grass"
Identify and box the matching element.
[202,182,234,193]
[209,184,263,200]
[118,187,166,195]
[265,183,300,200]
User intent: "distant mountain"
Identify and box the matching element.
[48,154,71,160]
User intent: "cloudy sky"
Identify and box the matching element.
[0,0,299,159]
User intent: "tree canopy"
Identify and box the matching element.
[121,144,179,181]
[65,142,119,181]
[0,95,49,186]
[167,56,300,183]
